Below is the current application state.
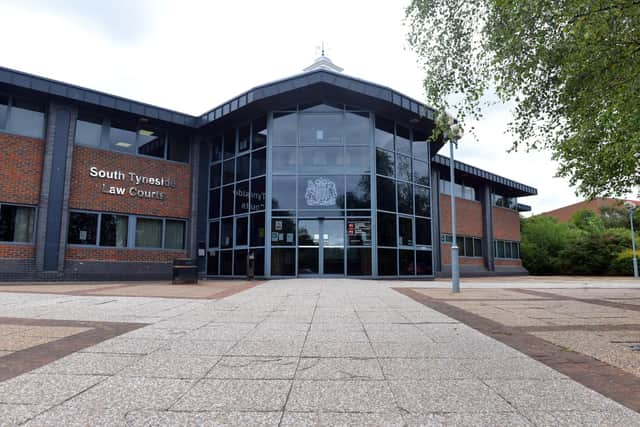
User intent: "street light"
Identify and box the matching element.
[436,112,464,293]
[624,201,639,279]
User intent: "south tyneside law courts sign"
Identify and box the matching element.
[88,166,177,201]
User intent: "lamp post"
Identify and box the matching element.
[437,112,464,293]
[624,201,639,279]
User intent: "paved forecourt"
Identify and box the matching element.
[0,278,639,426]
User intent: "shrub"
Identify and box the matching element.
[609,249,639,276]
[558,228,630,275]
[520,216,580,275]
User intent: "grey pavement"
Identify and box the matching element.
[0,278,639,426]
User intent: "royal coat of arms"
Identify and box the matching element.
[305,177,337,206]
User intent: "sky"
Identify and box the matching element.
[0,0,583,214]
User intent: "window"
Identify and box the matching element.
[440,179,477,202]
[346,175,370,209]
[0,96,45,138]
[68,212,98,245]
[376,176,396,212]
[137,127,166,158]
[493,193,518,210]
[344,112,369,145]
[235,216,248,246]
[272,112,297,145]
[165,220,185,250]
[398,217,413,246]
[375,116,394,150]
[272,176,297,211]
[252,117,267,149]
[299,114,342,144]
[494,240,520,259]
[396,126,411,155]
[75,114,102,147]
[397,182,413,214]
[377,212,397,247]
[440,234,482,257]
[135,218,162,248]
[99,214,128,247]
[376,149,394,177]
[0,204,35,243]
[235,181,250,214]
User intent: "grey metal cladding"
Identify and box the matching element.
[131,103,144,115]
[85,91,99,104]
[115,99,130,111]
[99,95,116,108]
[51,83,67,96]
[0,68,10,83]
[13,73,30,87]
[31,78,49,93]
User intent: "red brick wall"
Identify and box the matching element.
[496,259,522,266]
[492,206,521,241]
[0,133,44,205]
[69,146,192,218]
[65,247,186,262]
[439,195,483,236]
[542,198,627,223]
[0,243,35,259]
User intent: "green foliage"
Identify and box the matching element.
[406,0,640,198]
[569,209,604,233]
[558,228,630,274]
[600,205,640,230]
[519,216,579,274]
[609,249,640,275]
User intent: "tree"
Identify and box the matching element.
[519,215,580,274]
[406,0,640,198]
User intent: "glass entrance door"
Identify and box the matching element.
[298,219,344,275]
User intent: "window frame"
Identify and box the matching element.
[0,202,37,244]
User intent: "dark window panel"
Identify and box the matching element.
[413,160,429,186]
[252,116,267,149]
[220,250,233,275]
[398,216,413,246]
[238,125,250,153]
[208,189,220,219]
[415,250,433,275]
[235,216,248,246]
[396,126,411,155]
[0,205,35,243]
[7,97,45,139]
[236,153,250,181]
[211,135,223,162]
[235,181,250,214]
[67,212,98,245]
[271,248,295,275]
[376,149,394,177]
[208,221,219,248]
[378,248,397,276]
[298,248,319,274]
[0,95,8,129]
[99,214,128,247]
[377,212,397,247]
[376,176,396,212]
[137,128,166,158]
[250,177,266,211]
[298,219,320,246]
[210,164,221,189]
[234,249,248,275]
[397,182,413,214]
[250,212,265,246]
[415,218,432,246]
[223,129,235,159]
[412,131,429,161]
[207,251,219,275]
[167,137,190,163]
[251,248,265,276]
[272,176,296,210]
[347,247,371,275]
[324,247,344,274]
[464,237,474,257]
[221,218,234,249]
[346,175,370,209]
[221,185,234,217]
[474,238,483,257]
[399,249,415,275]
[396,154,412,182]
[223,159,235,184]
[375,116,394,150]
[271,218,296,246]
[415,186,431,217]
[251,148,266,177]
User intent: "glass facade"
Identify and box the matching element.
[205,105,433,277]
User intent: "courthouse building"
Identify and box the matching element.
[0,56,536,280]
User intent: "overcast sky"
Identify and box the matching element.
[0,0,583,214]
